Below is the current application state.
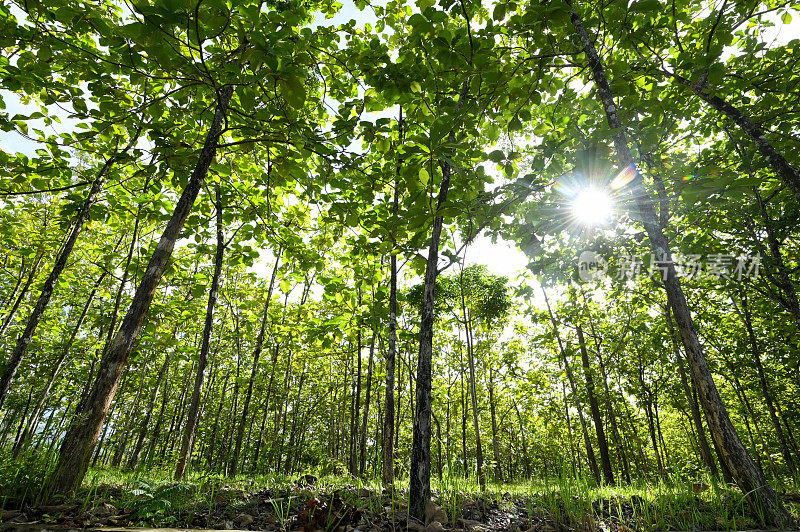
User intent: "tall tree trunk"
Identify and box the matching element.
[566,3,787,523]
[665,304,718,477]
[46,86,234,497]
[111,364,147,467]
[206,372,229,471]
[462,299,486,490]
[382,109,401,487]
[174,186,226,480]
[461,348,468,475]
[562,382,577,478]
[409,147,452,521]
[282,362,306,475]
[640,374,665,478]
[737,292,797,476]
[0,257,27,324]
[359,310,376,477]
[488,365,502,483]
[229,244,282,477]
[252,344,279,471]
[13,269,108,457]
[91,368,128,467]
[753,189,800,327]
[349,308,363,475]
[595,352,630,483]
[577,325,614,484]
[514,403,530,479]
[382,242,398,482]
[542,287,600,483]
[0,155,122,409]
[128,352,170,470]
[0,252,43,339]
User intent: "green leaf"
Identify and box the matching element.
[493,4,506,21]
[419,167,430,185]
[280,75,306,109]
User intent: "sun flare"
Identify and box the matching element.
[572,187,613,225]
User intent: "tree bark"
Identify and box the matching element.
[409,153,452,521]
[46,85,234,497]
[128,351,170,470]
[0,252,43,339]
[753,188,800,328]
[488,365,502,483]
[111,363,148,467]
[460,282,486,490]
[382,109,402,487]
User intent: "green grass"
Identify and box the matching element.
[1,453,798,531]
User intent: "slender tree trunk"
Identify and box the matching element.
[577,325,614,484]
[383,110,401,487]
[350,312,363,475]
[488,366,502,483]
[46,86,234,497]
[0,257,27,323]
[282,362,306,474]
[562,382,577,478]
[737,293,797,476]
[0,253,43,339]
[595,353,630,483]
[252,345,279,470]
[12,388,34,448]
[461,350,468,475]
[174,186,226,480]
[514,403,530,479]
[640,380,666,478]
[169,360,195,458]
[753,189,800,327]
[13,270,108,457]
[654,395,670,469]
[433,410,443,481]
[230,244,281,477]
[666,305,718,477]
[543,287,600,483]
[359,311,376,477]
[382,228,398,485]
[129,352,170,470]
[111,365,147,467]
[409,146,453,521]
[566,3,787,523]
[206,372,229,471]
[33,398,58,451]
[0,156,122,409]
[462,303,486,490]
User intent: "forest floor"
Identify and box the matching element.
[1,468,800,532]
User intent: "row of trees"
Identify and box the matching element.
[0,0,799,526]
